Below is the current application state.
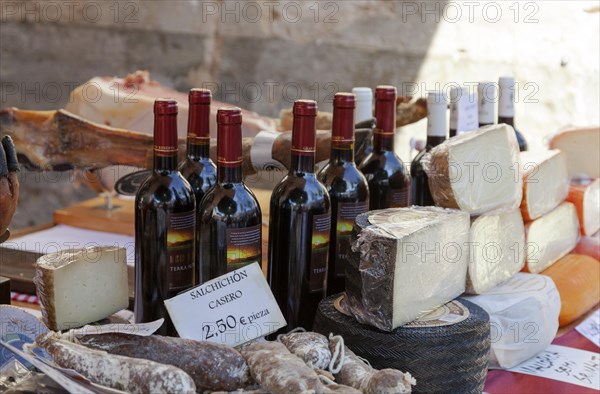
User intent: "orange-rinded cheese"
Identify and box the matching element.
[573,234,600,261]
[542,254,600,327]
[523,202,580,273]
[520,150,569,221]
[565,179,600,236]
[549,127,599,178]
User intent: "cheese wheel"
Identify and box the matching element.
[549,127,600,178]
[519,150,569,221]
[565,179,600,236]
[541,254,600,327]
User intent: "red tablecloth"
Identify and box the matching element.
[484,329,599,394]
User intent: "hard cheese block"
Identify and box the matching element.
[466,209,526,294]
[520,150,569,221]
[524,202,580,274]
[566,178,600,236]
[423,124,522,214]
[463,273,560,369]
[549,127,600,178]
[346,207,470,331]
[34,246,128,331]
[541,253,600,327]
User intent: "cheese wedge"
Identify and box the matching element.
[520,150,569,221]
[423,124,522,214]
[466,209,526,294]
[542,254,600,327]
[34,246,129,331]
[524,202,580,273]
[549,127,600,178]
[346,207,470,331]
[566,178,600,236]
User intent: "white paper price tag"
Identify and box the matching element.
[457,93,479,135]
[576,309,600,348]
[509,344,600,390]
[164,263,286,347]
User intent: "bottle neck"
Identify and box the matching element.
[498,116,514,127]
[425,136,446,150]
[373,132,394,153]
[153,113,179,172]
[218,165,242,183]
[331,143,354,163]
[291,154,315,174]
[154,155,178,172]
[187,140,210,160]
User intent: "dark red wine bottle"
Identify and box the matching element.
[358,86,411,209]
[198,108,262,282]
[478,81,496,127]
[498,76,528,151]
[178,89,217,282]
[135,99,196,336]
[411,92,448,206]
[268,100,331,332]
[317,93,369,295]
[179,89,217,204]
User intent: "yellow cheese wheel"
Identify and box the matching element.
[542,254,600,327]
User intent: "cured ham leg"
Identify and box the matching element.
[0,107,373,177]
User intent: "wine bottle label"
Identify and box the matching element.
[167,211,196,291]
[226,224,262,272]
[498,85,515,117]
[478,82,496,124]
[309,213,331,293]
[334,201,368,277]
[390,188,410,208]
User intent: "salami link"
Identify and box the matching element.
[37,333,196,394]
[280,332,332,370]
[77,332,250,392]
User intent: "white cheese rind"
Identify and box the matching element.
[520,150,569,221]
[34,246,129,331]
[423,124,522,215]
[466,209,526,294]
[347,207,470,331]
[525,202,580,274]
[549,127,600,178]
[583,179,600,236]
[463,273,560,369]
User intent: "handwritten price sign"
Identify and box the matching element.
[509,344,600,390]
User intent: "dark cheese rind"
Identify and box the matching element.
[346,212,397,331]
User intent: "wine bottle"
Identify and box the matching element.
[178,89,217,282]
[135,99,196,336]
[498,76,528,151]
[358,86,411,209]
[478,81,496,127]
[411,92,448,206]
[353,87,374,165]
[317,93,369,295]
[268,100,331,332]
[198,108,262,282]
[179,89,217,205]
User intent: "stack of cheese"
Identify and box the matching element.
[423,124,527,295]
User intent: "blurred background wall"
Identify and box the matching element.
[1,0,599,229]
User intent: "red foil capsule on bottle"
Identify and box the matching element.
[216,107,243,167]
[153,98,178,157]
[332,93,356,147]
[374,85,397,137]
[188,89,211,145]
[291,100,318,156]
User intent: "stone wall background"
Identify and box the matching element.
[1,0,599,228]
